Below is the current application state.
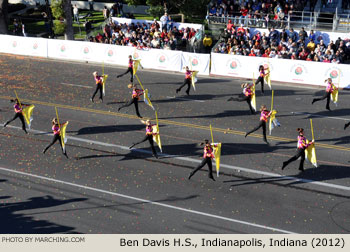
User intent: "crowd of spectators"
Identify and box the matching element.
[87,16,203,52]
[215,24,350,64]
[207,0,309,27]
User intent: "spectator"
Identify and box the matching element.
[73,5,79,23]
[160,13,169,31]
[88,0,94,12]
[299,27,308,42]
[103,6,109,20]
[84,19,92,34]
[307,39,316,52]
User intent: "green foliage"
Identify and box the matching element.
[51,0,64,20]
[53,20,66,35]
[125,0,146,5]
[147,5,163,19]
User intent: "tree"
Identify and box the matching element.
[0,0,8,34]
[124,0,210,21]
[51,0,74,40]
[63,0,73,40]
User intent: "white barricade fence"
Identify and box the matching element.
[0,35,47,58]
[181,52,210,75]
[211,53,350,88]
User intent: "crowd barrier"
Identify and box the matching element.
[0,35,349,87]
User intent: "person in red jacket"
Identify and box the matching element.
[129,119,158,158]
[118,84,144,118]
[312,78,337,111]
[245,105,272,144]
[281,128,314,172]
[188,139,216,181]
[176,66,194,95]
[227,83,255,114]
[3,99,30,134]
[117,55,134,83]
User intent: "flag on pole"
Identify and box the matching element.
[133,59,142,75]
[152,111,162,152]
[22,105,35,129]
[60,121,69,152]
[144,89,155,110]
[305,119,317,167]
[251,74,256,111]
[102,74,108,96]
[268,90,280,135]
[265,59,272,90]
[210,124,221,177]
[191,71,198,91]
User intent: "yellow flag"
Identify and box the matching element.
[22,105,35,129]
[133,59,141,75]
[144,89,155,110]
[102,74,108,96]
[191,71,198,91]
[61,122,69,152]
[152,111,162,152]
[251,83,256,112]
[212,143,221,177]
[331,88,338,105]
[305,119,317,167]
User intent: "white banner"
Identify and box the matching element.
[181,52,210,75]
[0,35,47,57]
[211,53,350,88]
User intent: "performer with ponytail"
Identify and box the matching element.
[3,99,30,134]
[42,118,69,158]
[129,119,158,158]
[118,84,144,118]
[312,78,337,111]
[176,66,194,96]
[117,55,134,83]
[91,71,104,103]
[245,105,271,144]
[188,139,216,181]
[255,65,267,95]
[227,82,255,114]
[281,128,314,172]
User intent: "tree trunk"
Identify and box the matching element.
[63,0,74,40]
[0,0,8,34]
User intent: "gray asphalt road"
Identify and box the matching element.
[0,53,350,234]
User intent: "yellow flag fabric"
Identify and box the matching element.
[264,69,271,90]
[331,88,338,105]
[152,126,162,152]
[102,74,108,96]
[305,141,317,168]
[133,60,141,75]
[144,89,155,110]
[191,71,199,91]
[22,105,35,129]
[61,122,69,152]
[251,84,256,111]
[212,143,221,177]
[269,110,280,135]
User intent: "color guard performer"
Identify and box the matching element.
[281,128,314,172]
[42,118,69,158]
[312,78,337,111]
[129,119,158,158]
[118,84,144,118]
[3,99,29,134]
[245,105,271,144]
[91,71,104,103]
[255,65,267,95]
[188,139,216,181]
[176,66,194,96]
[117,55,134,83]
[227,83,255,114]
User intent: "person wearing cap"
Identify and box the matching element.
[117,55,135,83]
[91,71,104,103]
[129,119,158,158]
[3,99,30,134]
[245,105,272,145]
[42,118,69,159]
[188,139,216,181]
[228,83,255,114]
[118,84,144,118]
[312,78,337,111]
[176,66,194,96]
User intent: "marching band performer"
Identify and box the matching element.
[176,66,194,96]
[117,55,134,83]
[227,82,255,114]
[245,105,271,144]
[312,78,337,111]
[42,118,69,158]
[3,99,29,134]
[118,84,144,118]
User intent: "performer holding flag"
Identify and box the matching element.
[255,65,268,95]
[134,73,154,110]
[281,127,315,172]
[118,84,144,118]
[117,55,134,83]
[42,117,69,159]
[91,71,105,103]
[129,119,159,159]
[268,90,280,135]
[3,94,33,134]
[152,111,162,153]
[264,65,271,90]
[210,124,221,177]
[188,139,216,181]
[312,78,338,111]
[245,105,272,144]
[227,82,255,114]
[176,66,195,96]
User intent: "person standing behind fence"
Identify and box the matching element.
[103,6,109,20]
[88,0,94,12]
[160,13,169,32]
[203,34,213,53]
[73,5,79,23]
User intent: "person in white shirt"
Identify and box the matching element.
[73,5,79,23]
